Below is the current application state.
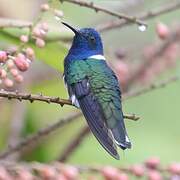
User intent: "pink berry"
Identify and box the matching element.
[101,166,119,180]
[40,22,49,32]
[0,69,7,79]
[15,75,24,83]
[38,166,56,179]
[20,35,29,43]
[10,68,19,77]
[0,51,8,63]
[156,22,169,40]
[14,54,29,72]
[36,38,45,48]
[61,165,79,180]
[147,170,162,180]
[56,174,67,180]
[39,29,47,37]
[145,157,160,169]
[168,163,180,175]
[32,28,42,37]
[116,173,129,180]
[25,47,35,60]
[4,78,14,88]
[15,168,34,180]
[131,165,145,177]
[32,26,46,38]
[41,3,50,11]
[7,59,14,69]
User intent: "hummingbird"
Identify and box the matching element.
[62,22,131,159]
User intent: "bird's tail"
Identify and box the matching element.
[111,112,132,150]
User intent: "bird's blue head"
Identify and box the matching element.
[62,22,104,60]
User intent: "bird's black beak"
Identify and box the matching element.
[62,22,79,35]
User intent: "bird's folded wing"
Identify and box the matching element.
[71,78,119,159]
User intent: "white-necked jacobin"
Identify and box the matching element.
[62,22,131,160]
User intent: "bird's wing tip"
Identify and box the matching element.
[114,153,120,160]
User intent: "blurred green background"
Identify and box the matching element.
[0,0,180,168]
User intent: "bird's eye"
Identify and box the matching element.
[89,36,96,43]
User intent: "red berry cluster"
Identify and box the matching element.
[32,4,63,48]
[0,164,78,180]
[32,3,63,48]
[100,157,180,180]
[0,157,180,180]
[0,3,64,89]
[19,4,63,49]
[36,164,78,180]
[0,49,34,88]
[101,166,129,180]
[0,158,179,179]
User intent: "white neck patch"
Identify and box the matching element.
[88,54,105,60]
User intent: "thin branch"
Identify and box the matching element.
[0,2,179,37]
[123,76,179,100]
[97,1,180,32]
[0,18,32,28]
[123,113,140,121]
[60,0,146,27]
[0,112,82,160]
[0,90,72,106]
[1,74,178,121]
[59,125,90,162]
[0,160,172,176]
[0,90,139,120]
